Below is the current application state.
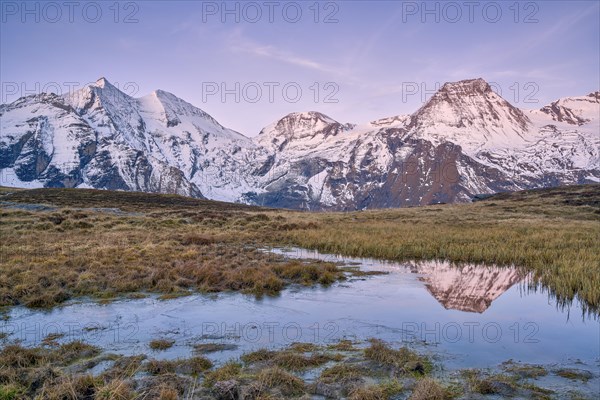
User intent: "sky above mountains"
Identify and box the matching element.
[1,0,599,135]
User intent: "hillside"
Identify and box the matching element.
[0,186,266,212]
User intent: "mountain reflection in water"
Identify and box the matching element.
[415,261,527,313]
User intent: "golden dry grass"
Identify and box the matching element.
[1,184,598,315]
[0,207,344,308]
[278,185,600,315]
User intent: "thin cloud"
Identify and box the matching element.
[242,44,336,74]
[522,2,599,50]
[226,28,358,83]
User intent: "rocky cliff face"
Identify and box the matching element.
[1,78,598,209]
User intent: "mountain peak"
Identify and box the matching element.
[153,89,175,98]
[438,78,492,96]
[414,77,513,120]
[409,77,531,149]
[540,91,600,126]
[258,111,338,136]
[279,111,337,124]
[257,111,348,151]
[87,77,125,99]
[94,77,111,88]
[151,89,183,105]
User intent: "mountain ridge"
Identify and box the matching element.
[1,77,598,210]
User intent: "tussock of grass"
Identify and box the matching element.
[349,380,403,400]
[157,386,179,400]
[271,351,337,371]
[0,383,26,400]
[462,370,517,395]
[288,342,320,352]
[0,341,213,399]
[319,364,365,383]
[202,362,242,387]
[143,356,213,377]
[102,355,145,380]
[0,341,99,379]
[364,339,431,374]
[41,374,98,400]
[241,348,277,364]
[409,378,451,400]
[349,386,387,400]
[462,367,563,398]
[520,382,554,398]
[256,367,305,396]
[239,347,340,371]
[42,332,65,346]
[94,379,134,400]
[327,339,357,351]
[142,375,187,399]
[149,339,175,351]
[186,356,213,374]
[145,359,178,375]
[59,341,100,363]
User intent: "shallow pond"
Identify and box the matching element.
[2,247,598,373]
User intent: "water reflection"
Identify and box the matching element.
[1,247,598,369]
[272,247,593,319]
[414,260,527,313]
[271,247,531,314]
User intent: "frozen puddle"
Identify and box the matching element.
[2,247,598,373]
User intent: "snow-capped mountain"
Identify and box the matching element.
[407,78,531,151]
[247,79,599,209]
[0,78,269,202]
[1,77,598,210]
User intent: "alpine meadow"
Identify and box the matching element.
[1,1,599,399]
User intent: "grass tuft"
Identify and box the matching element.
[364,339,431,374]
[149,339,175,351]
[256,367,305,396]
[409,378,450,400]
